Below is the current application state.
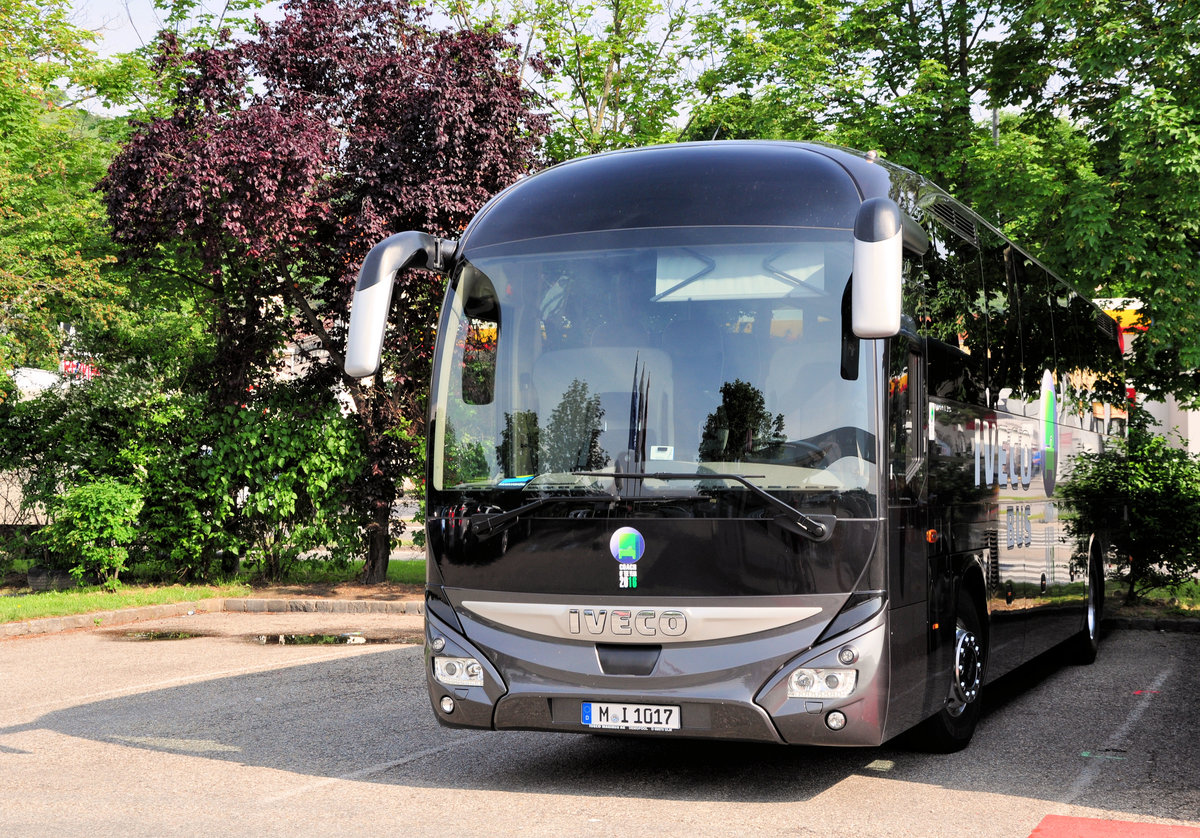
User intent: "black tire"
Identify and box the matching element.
[914,590,986,753]
[1067,549,1104,665]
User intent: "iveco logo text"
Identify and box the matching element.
[972,369,1059,499]
[973,422,1035,491]
[567,608,687,638]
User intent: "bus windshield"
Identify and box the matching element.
[432,228,879,511]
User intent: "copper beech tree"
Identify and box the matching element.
[102,0,547,581]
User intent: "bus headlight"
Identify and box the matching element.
[433,656,485,687]
[787,667,858,699]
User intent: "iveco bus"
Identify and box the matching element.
[345,142,1123,750]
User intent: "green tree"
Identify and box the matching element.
[998,0,1200,404]
[446,0,698,160]
[1059,410,1200,603]
[688,0,1053,188]
[699,379,783,462]
[0,347,216,580]
[957,115,1111,275]
[541,378,607,471]
[686,0,861,142]
[684,0,1106,273]
[102,0,547,583]
[0,0,130,374]
[691,0,1200,407]
[200,388,366,581]
[0,342,365,583]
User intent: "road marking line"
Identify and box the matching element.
[1063,665,1172,804]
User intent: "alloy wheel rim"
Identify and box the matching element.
[948,628,982,716]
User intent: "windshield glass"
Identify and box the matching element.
[431,229,878,509]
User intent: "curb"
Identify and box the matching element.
[1102,615,1200,633]
[0,597,425,639]
[2,601,1194,639]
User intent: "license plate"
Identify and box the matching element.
[581,701,680,731]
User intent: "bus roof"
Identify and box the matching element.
[459,141,909,254]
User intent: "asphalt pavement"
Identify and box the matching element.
[2,618,1198,837]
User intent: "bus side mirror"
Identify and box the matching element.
[345,232,457,378]
[851,197,904,339]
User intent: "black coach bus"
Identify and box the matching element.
[345,142,1124,750]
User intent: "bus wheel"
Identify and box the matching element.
[1068,549,1103,665]
[918,591,985,752]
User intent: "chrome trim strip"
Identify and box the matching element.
[460,600,824,644]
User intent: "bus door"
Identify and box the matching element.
[885,335,932,730]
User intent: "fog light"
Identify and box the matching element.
[838,646,858,665]
[430,636,446,652]
[787,667,858,699]
[433,656,484,687]
[826,710,847,731]
[440,696,455,714]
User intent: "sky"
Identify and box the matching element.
[69,0,284,56]
[71,0,173,55]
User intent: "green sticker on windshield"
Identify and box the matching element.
[611,527,645,589]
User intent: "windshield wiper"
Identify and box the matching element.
[573,471,831,541]
[468,495,615,536]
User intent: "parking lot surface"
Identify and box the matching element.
[2,613,1198,837]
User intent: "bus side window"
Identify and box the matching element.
[1051,289,1088,424]
[927,336,981,404]
[979,231,1021,411]
[1012,254,1056,413]
[889,339,924,483]
[916,209,986,405]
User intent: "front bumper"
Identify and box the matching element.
[424,600,890,747]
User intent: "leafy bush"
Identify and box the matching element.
[1,364,368,584]
[1,369,219,580]
[1060,410,1200,603]
[200,385,367,582]
[39,479,143,589]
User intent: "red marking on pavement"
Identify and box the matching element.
[1133,690,1161,696]
[1030,815,1200,837]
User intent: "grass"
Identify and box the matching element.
[1109,579,1200,618]
[1,556,427,624]
[0,583,250,624]
[274,556,425,586]
[1145,578,1200,607]
[380,558,426,586]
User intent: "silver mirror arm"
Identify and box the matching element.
[344,232,458,378]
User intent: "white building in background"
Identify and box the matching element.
[1142,393,1200,456]
[2,368,63,527]
[1099,299,1200,455]
[9,367,62,400]
[1142,392,1200,456]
